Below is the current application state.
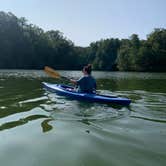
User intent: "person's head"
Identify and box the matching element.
[82,64,92,75]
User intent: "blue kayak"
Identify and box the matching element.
[43,82,131,106]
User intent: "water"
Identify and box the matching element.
[0,70,166,166]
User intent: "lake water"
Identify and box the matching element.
[0,70,166,166]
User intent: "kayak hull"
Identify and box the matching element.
[42,82,131,106]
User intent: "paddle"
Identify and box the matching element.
[44,66,70,80]
[44,66,118,97]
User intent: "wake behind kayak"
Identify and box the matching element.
[42,82,131,106]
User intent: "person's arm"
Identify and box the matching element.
[70,79,77,85]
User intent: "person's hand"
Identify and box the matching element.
[70,79,77,84]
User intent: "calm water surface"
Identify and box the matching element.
[0,70,166,166]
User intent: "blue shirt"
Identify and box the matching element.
[76,75,96,93]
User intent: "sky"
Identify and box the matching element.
[0,0,166,46]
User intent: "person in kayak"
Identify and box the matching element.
[70,64,96,93]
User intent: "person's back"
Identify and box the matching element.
[77,75,96,93]
[70,64,97,93]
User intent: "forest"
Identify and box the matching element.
[0,11,166,71]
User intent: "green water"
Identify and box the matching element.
[0,70,166,166]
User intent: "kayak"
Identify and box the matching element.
[42,82,131,106]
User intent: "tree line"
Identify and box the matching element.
[0,11,165,71]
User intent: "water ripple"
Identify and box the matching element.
[115,90,166,122]
[40,93,130,121]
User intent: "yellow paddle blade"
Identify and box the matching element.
[44,66,61,79]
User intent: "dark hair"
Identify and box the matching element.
[83,64,92,75]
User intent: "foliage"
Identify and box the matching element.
[0,11,165,71]
[117,30,166,71]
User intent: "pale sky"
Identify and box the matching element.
[0,0,166,46]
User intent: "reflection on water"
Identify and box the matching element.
[41,118,54,133]
[0,114,50,131]
[41,93,130,122]
[0,70,166,166]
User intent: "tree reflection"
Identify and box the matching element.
[0,114,54,133]
[41,118,53,133]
